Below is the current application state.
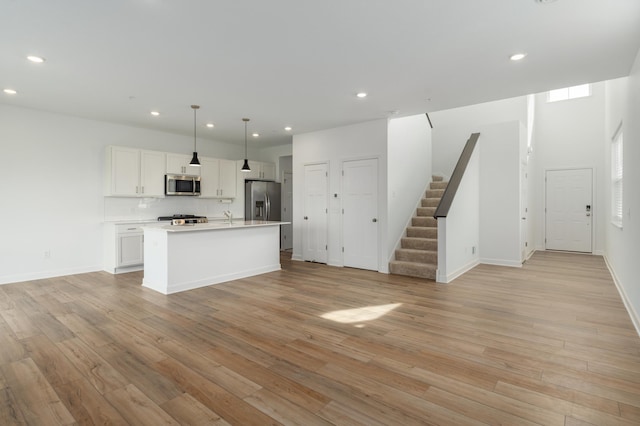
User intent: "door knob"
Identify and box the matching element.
[304,216,308,220]
[372,218,377,223]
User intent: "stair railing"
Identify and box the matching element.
[434,132,480,219]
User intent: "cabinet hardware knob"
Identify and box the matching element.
[304,216,308,220]
[372,218,377,223]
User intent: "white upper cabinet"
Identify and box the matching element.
[166,153,201,176]
[105,146,166,197]
[200,157,237,198]
[239,160,276,180]
[218,159,237,197]
[140,150,166,197]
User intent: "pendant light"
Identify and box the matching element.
[241,118,251,172]
[189,105,201,167]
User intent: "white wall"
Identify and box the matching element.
[431,96,528,177]
[260,144,293,183]
[604,48,640,332]
[0,104,263,285]
[387,115,432,260]
[292,120,388,268]
[531,82,606,253]
[479,122,522,266]
[438,145,480,282]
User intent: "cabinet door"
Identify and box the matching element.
[140,150,166,197]
[199,157,220,198]
[261,162,276,180]
[118,233,144,267]
[166,154,201,176]
[237,160,258,180]
[109,147,140,196]
[218,159,237,198]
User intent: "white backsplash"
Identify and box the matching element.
[104,196,244,222]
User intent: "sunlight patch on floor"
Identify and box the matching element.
[321,303,402,325]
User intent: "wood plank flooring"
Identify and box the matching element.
[1,251,639,425]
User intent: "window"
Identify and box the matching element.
[611,125,623,227]
[547,84,592,102]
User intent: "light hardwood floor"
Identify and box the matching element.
[1,251,639,425]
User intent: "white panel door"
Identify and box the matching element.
[343,158,378,270]
[281,171,293,250]
[303,163,328,263]
[545,169,592,252]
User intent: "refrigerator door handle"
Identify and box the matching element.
[266,193,270,220]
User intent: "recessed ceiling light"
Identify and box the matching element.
[284,126,292,131]
[27,55,45,63]
[150,111,160,116]
[510,53,527,61]
[3,88,17,95]
[206,123,214,128]
[356,92,368,98]
[252,133,259,137]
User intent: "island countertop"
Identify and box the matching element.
[142,220,288,294]
[143,220,289,233]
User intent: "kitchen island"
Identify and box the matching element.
[141,220,287,294]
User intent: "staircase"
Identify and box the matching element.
[389,176,447,280]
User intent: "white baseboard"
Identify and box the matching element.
[291,254,304,261]
[479,258,523,268]
[437,259,480,283]
[0,265,103,285]
[603,255,640,338]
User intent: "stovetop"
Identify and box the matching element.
[158,214,204,221]
[158,214,208,225]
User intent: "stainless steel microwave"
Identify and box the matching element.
[165,174,201,196]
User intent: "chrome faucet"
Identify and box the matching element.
[223,210,233,224]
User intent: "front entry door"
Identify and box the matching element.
[342,158,378,270]
[545,169,592,253]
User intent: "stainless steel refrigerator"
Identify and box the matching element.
[245,180,281,221]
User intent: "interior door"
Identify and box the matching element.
[281,171,293,250]
[545,168,593,252]
[303,163,328,263]
[343,158,378,270]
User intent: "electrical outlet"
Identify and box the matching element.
[44,250,51,259]
[472,246,476,255]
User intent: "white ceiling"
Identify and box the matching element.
[2,0,639,148]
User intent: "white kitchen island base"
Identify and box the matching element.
[142,221,284,294]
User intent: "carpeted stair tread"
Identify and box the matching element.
[422,198,440,207]
[389,261,436,280]
[406,226,437,238]
[416,207,436,217]
[395,248,437,263]
[426,189,445,198]
[430,181,448,190]
[432,175,444,182]
[411,217,437,227]
[401,237,437,251]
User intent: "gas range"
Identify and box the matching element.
[157,214,208,225]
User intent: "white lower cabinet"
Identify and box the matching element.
[104,223,148,273]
